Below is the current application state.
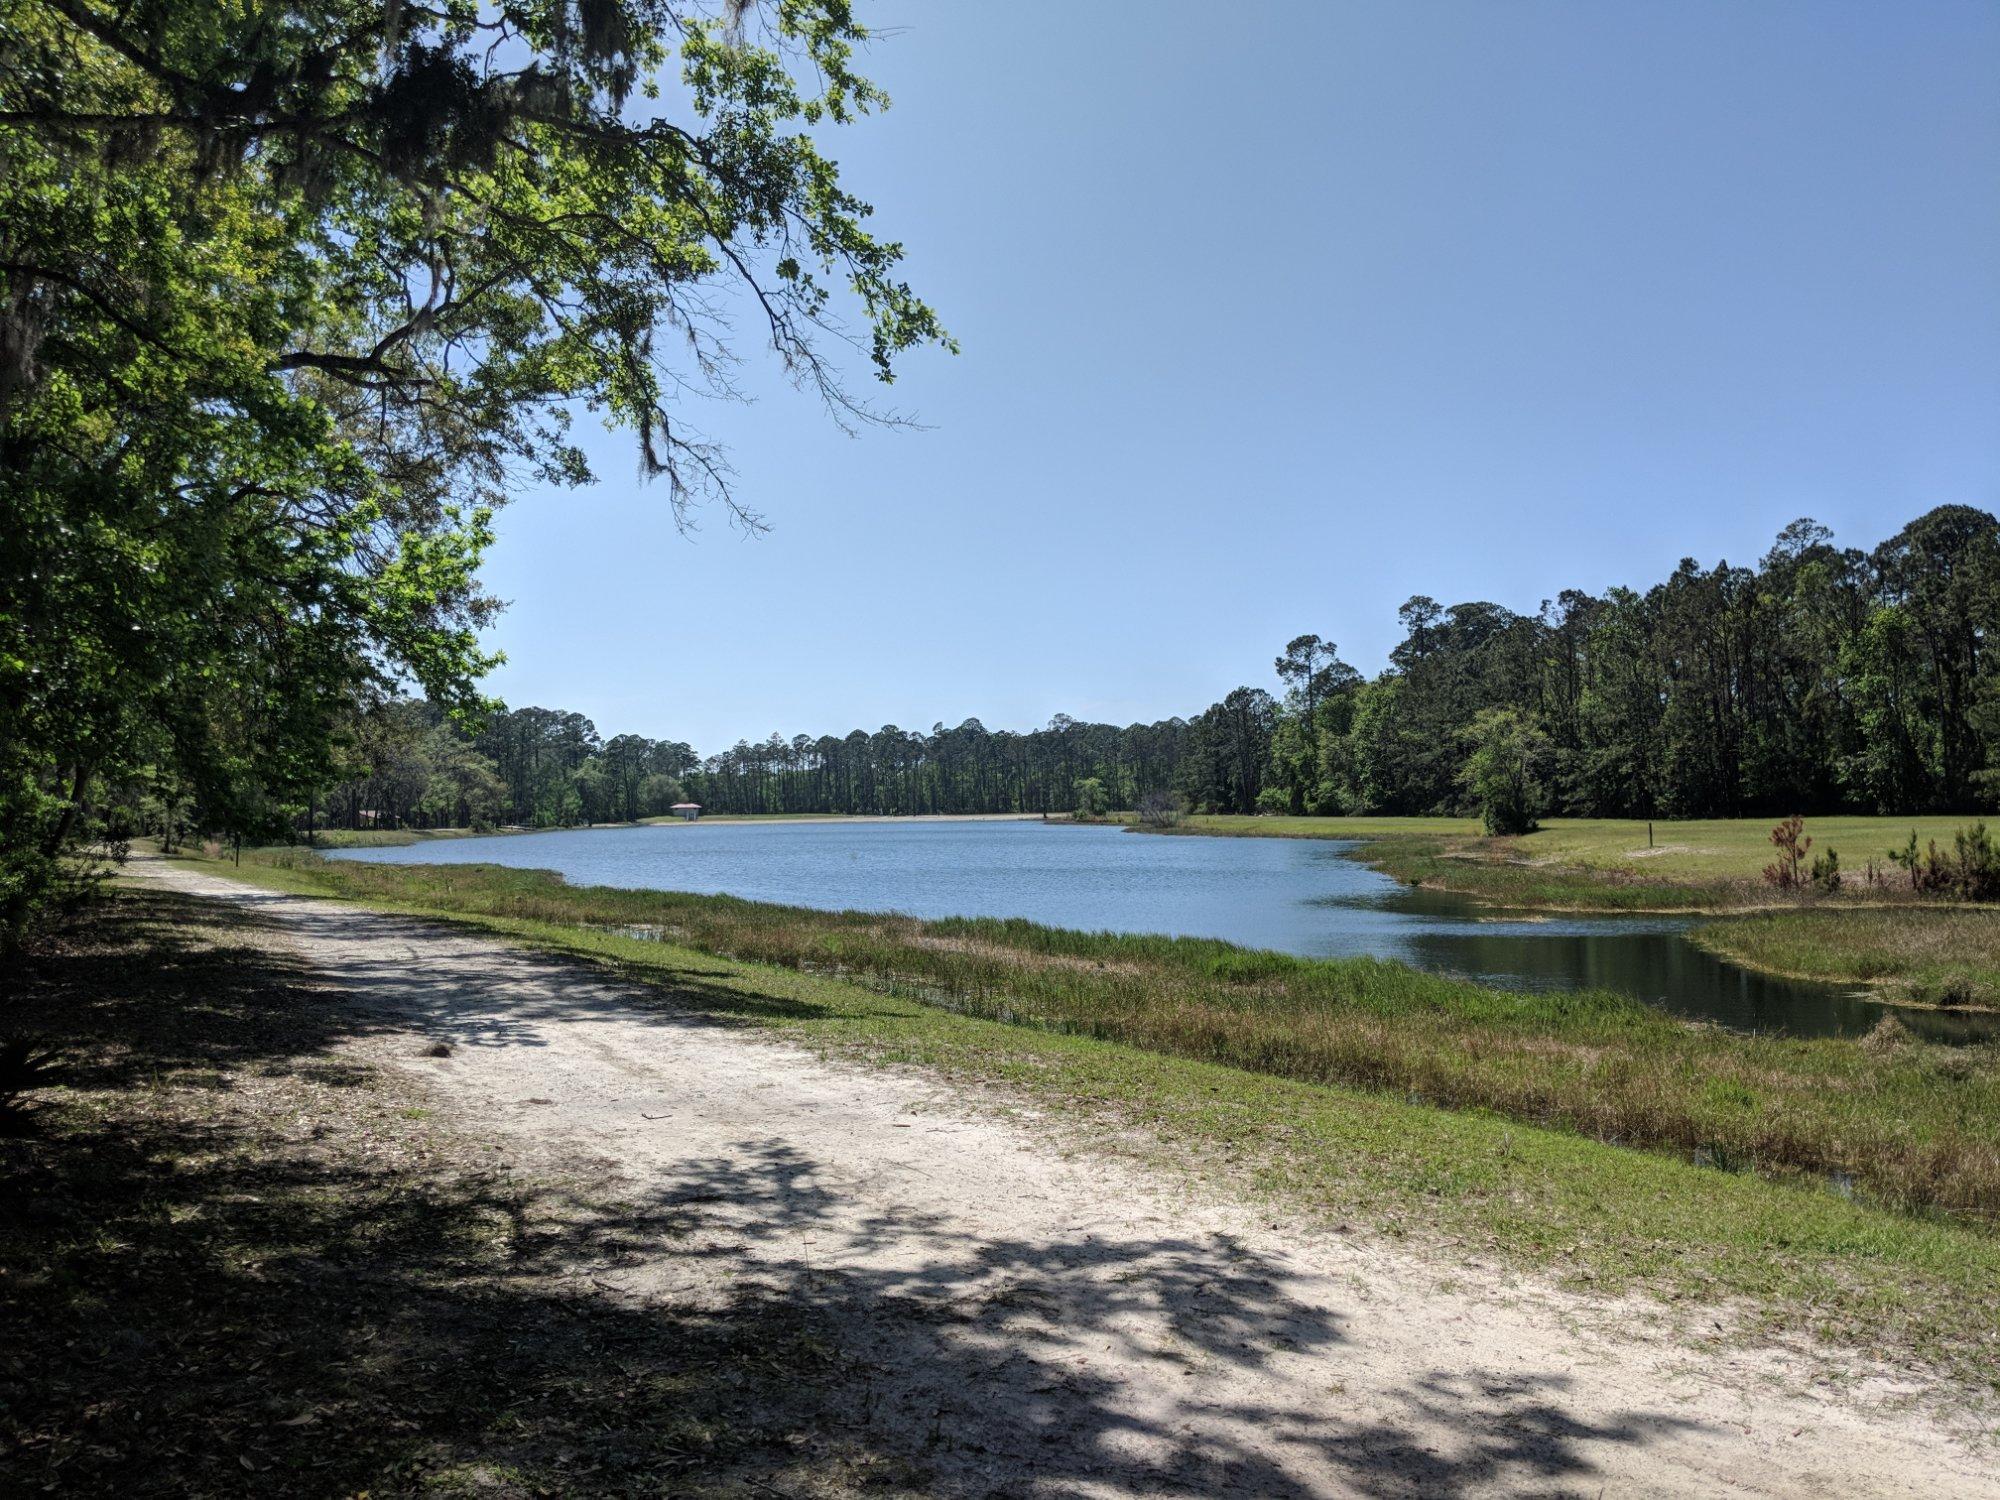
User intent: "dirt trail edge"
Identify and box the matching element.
[132,857,1994,1498]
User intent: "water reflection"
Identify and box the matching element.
[331,821,1995,1043]
[1385,899,1981,1041]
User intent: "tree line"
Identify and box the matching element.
[309,506,2000,835]
[306,701,1180,830]
[1254,506,2000,823]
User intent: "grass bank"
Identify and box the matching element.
[1695,908,2000,1010]
[1,887,892,1494]
[181,849,2000,1231]
[262,825,523,849]
[135,854,2000,1393]
[1115,813,1483,841]
[299,826,453,848]
[1356,832,1737,911]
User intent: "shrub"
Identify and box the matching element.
[1953,822,2000,901]
[1888,831,1949,894]
[1456,708,1548,837]
[1073,777,1108,820]
[1135,789,1186,828]
[1887,822,2000,901]
[1762,816,1810,892]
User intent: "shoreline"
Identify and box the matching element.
[247,813,2000,1018]
[293,811,1055,849]
[642,811,1048,827]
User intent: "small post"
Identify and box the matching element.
[1648,822,1654,848]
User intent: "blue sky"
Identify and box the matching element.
[479,0,2000,753]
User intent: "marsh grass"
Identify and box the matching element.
[1696,908,2000,1009]
[1355,836,1739,911]
[300,826,531,848]
[301,827,427,847]
[213,851,2000,1227]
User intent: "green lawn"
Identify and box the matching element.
[1141,812,1977,890]
[1502,815,1980,883]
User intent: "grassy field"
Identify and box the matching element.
[177,849,2000,1229]
[1485,815,1980,883]
[297,826,431,847]
[134,852,2000,1394]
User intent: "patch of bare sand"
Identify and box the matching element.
[133,858,1998,1498]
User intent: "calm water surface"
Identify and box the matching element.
[332,819,1993,1042]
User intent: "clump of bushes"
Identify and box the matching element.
[1072,777,1110,821]
[1887,821,2000,902]
[1457,708,1547,836]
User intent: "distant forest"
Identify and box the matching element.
[323,506,2000,829]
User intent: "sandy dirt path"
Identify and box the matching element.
[134,858,1995,1498]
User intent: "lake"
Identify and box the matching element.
[330,818,1992,1042]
